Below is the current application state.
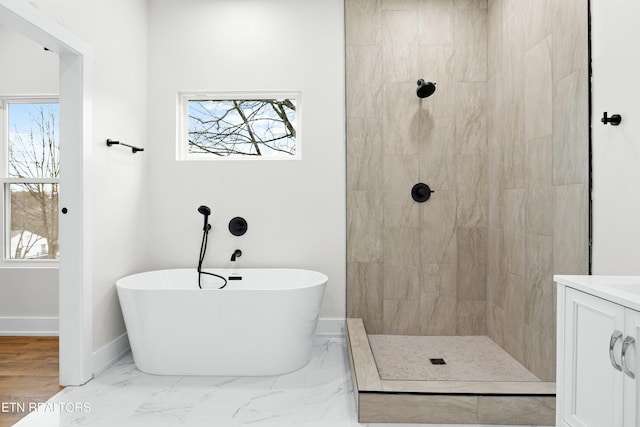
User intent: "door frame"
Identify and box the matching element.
[0,0,93,385]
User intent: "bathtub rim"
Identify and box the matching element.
[115,267,329,291]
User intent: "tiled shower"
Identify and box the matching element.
[346,0,588,384]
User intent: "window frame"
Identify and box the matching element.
[177,91,302,161]
[0,95,60,266]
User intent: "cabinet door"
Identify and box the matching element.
[624,308,640,426]
[563,288,625,427]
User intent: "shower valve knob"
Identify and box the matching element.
[411,183,433,203]
[602,112,622,126]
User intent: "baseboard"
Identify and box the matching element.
[316,317,345,336]
[0,316,58,336]
[93,332,130,375]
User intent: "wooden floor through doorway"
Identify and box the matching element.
[0,336,63,427]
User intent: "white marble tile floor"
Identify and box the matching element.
[13,337,547,427]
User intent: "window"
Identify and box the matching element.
[1,97,59,261]
[178,93,299,160]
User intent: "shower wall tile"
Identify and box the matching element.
[501,17,525,106]
[487,0,502,78]
[420,190,457,263]
[347,0,492,337]
[420,263,458,335]
[419,118,456,191]
[524,234,553,337]
[501,102,525,189]
[456,153,487,192]
[383,83,421,155]
[457,227,487,301]
[503,272,525,363]
[524,36,552,141]
[383,155,420,227]
[348,191,384,262]
[418,0,454,46]
[456,82,487,155]
[347,118,383,191]
[454,9,488,82]
[454,0,487,10]
[487,150,503,229]
[552,67,589,186]
[345,0,381,46]
[383,227,421,300]
[417,46,455,118]
[382,10,419,82]
[525,0,553,50]
[486,73,502,152]
[487,228,505,306]
[456,153,487,228]
[346,46,383,119]
[382,0,418,11]
[457,300,487,335]
[486,0,588,380]
[552,0,587,81]
[347,262,384,334]
[553,184,589,275]
[525,136,552,236]
[457,189,487,228]
[487,301,504,348]
[503,189,525,276]
[383,299,421,335]
[524,325,556,381]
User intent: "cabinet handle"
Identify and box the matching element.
[622,336,635,379]
[610,330,623,371]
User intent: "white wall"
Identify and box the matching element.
[146,0,346,318]
[591,0,640,274]
[28,0,149,350]
[3,0,345,348]
[0,23,59,322]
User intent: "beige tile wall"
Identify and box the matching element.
[346,0,588,381]
[346,0,488,336]
[486,0,589,381]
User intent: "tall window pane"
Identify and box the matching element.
[8,183,59,259]
[8,102,60,178]
[4,101,60,261]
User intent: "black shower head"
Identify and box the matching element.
[417,79,436,98]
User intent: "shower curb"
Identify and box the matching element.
[346,318,556,425]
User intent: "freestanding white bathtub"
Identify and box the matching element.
[116,268,327,376]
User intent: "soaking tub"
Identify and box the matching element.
[116,268,327,376]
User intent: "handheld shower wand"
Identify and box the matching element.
[198,205,211,231]
[196,205,227,289]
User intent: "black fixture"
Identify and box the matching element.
[196,205,227,290]
[231,249,242,261]
[106,139,144,153]
[229,217,248,236]
[601,112,622,126]
[197,205,211,231]
[416,79,436,98]
[429,358,446,365]
[411,183,433,203]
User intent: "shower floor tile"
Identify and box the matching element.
[368,335,540,382]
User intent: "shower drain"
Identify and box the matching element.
[429,358,446,365]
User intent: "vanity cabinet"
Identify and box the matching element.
[557,280,640,427]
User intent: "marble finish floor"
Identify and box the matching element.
[13,337,546,427]
[368,335,540,382]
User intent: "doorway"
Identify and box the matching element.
[0,0,92,386]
